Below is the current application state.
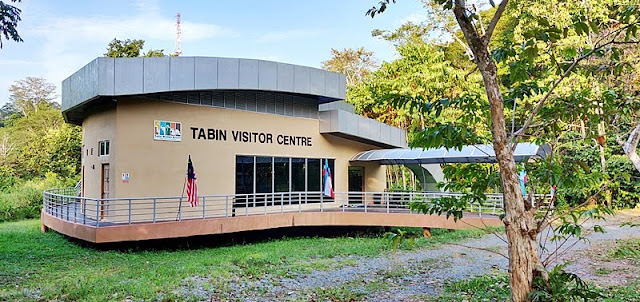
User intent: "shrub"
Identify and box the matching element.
[0,172,78,223]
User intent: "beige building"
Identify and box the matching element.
[62,57,408,223]
[43,56,543,242]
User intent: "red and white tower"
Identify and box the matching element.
[171,13,182,56]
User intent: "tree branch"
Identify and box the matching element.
[510,21,640,145]
[484,0,509,43]
[622,119,640,154]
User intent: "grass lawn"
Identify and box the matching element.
[0,219,490,301]
[426,274,640,302]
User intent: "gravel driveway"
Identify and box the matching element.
[195,210,640,301]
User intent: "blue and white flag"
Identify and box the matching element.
[322,159,335,198]
[518,169,527,196]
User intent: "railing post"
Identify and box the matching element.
[202,196,206,219]
[342,193,345,212]
[82,198,86,225]
[179,198,183,221]
[42,192,46,215]
[225,196,229,217]
[153,198,157,223]
[387,192,390,213]
[320,191,323,212]
[409,192,413,209]
[364,193,367,213]
[281,193,284,213]
[128,199,132,224]
[298,193,302,212]
[95,200,100,227]
[73,196,77,223]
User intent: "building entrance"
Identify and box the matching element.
[100,164,110,220]
[348,166,364,204]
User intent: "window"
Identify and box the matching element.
[274,157,289,192]
[307,159,320,191]
[98,140,110,157]
[235,155,335,205]
[255,157,272,194]
[235,156,254,194]
[291,158,306,192]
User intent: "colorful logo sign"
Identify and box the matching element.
[154,120,182,142]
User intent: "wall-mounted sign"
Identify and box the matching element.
[154,120,182,142]
[121,172,130,183]
[189,127,313,147]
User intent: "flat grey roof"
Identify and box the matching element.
[61,57,347,124]
[350,143,550,164]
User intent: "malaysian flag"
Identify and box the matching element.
[186,155,198,207]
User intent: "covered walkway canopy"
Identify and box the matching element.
[350,143,550,165]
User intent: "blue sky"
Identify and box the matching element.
[0,0,431,106]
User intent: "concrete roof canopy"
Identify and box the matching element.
[350,143,551,164]
[61,57,347,124]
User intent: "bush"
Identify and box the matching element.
[0,172,78,223]
[606,155,640,209]
[530,264,602,301]
[0,166,18,192]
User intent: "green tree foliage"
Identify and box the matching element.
[104,38,166,58]
[321,47,378,86]
[366,0,639,300]
[0,102,19,127]
[8,77,57,116]
[0,77,81,222]
[0,0,22,48]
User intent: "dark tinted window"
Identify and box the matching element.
[255,157,272,194]
[291,158,306,192]
[307,159,320,191]
[235,156,254,194]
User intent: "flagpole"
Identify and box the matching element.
[176,176,186,221]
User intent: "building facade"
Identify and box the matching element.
[62,57,407,223]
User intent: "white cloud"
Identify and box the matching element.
[27,15,231,45]
[0,6,235,105]
[257,29,327,43]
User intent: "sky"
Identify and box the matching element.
[0,0,431,106]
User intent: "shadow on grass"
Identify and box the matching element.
[69,225,394,252]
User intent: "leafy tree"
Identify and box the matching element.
[321,47,378,86]
[144,49,166,57]
[104,38,166,58]
[0,0,22,48]
[6,107,80,179]
[367,1,640,300]
[8,77,57,116]
[0,102,20,127]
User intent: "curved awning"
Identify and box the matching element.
[350,143,551,164]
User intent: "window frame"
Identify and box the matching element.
[98,140,110,157]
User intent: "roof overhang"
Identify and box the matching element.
[350,143,551,164]
[62,57,347,124]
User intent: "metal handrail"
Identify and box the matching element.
[42,187,554,227]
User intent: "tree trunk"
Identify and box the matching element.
[621,120,640,173]
[453,2,543,300]
[597,109,607,173]
[402,166,407,190]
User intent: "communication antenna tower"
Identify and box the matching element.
[171,13,182,56]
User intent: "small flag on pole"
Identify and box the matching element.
[187,155,198,207]
[323,159,335,199]
[518,169,527,196]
